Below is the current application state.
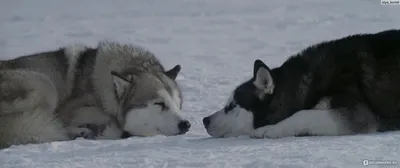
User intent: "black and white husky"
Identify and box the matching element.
[203,29,400,139]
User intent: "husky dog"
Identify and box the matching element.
[203,29,400,139]
[0,41,190,148]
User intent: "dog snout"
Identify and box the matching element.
[202,116,211,128]
[178,120,191,134]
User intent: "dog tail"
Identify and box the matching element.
[0,70,69,148]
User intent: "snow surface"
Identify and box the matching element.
[1,0,400,167]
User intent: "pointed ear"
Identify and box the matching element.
[252,60,274,98]
[165,64,181,80]
[111,71,132,99]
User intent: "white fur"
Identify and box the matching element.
[171,89,182,110]
[64,44,87,59]
[205,91,347,139]
[65,127,92,139]
[251,109,347,139]
[123,89,184,136]
[96,121,123,140]
[314,97,331,110]
[205,93,254,138]
[253,67,274,95]
[111,74,131,99]
[159,89,181,115]
[62,44,87,101]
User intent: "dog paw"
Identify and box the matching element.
[250,125,282,139]
[78,128,95,139]
[67,127,95,140]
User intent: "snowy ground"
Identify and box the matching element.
[1,0,400,167]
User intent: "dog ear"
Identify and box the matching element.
[253,59,274,99]
[165,64,181,80]
[111,71,132,99]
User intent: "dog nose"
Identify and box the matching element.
[202,116,211,128]
[178,120,191,134]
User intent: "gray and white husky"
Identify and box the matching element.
[0,41,190,148]
[203,29,400,139]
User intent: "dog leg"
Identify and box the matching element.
[59,104,122,140]
[251,109,348,139]
[60,106,108,140]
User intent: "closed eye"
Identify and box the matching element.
[154,102,166,110]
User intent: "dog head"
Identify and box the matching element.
[203,60,276,138]
[112,65,191,137]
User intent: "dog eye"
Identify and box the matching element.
[154,102,166,110]
[224,102,237,113]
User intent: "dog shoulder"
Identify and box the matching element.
[63,43,89,66]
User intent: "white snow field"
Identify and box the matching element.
[1,0,400,167]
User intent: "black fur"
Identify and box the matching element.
[69,48,98,99]
[232,29,400,132]
[165,64,181,80]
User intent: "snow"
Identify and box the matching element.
[1,0,400,167]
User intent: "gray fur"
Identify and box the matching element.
[0,70,68,148]
[0,41,188,148]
